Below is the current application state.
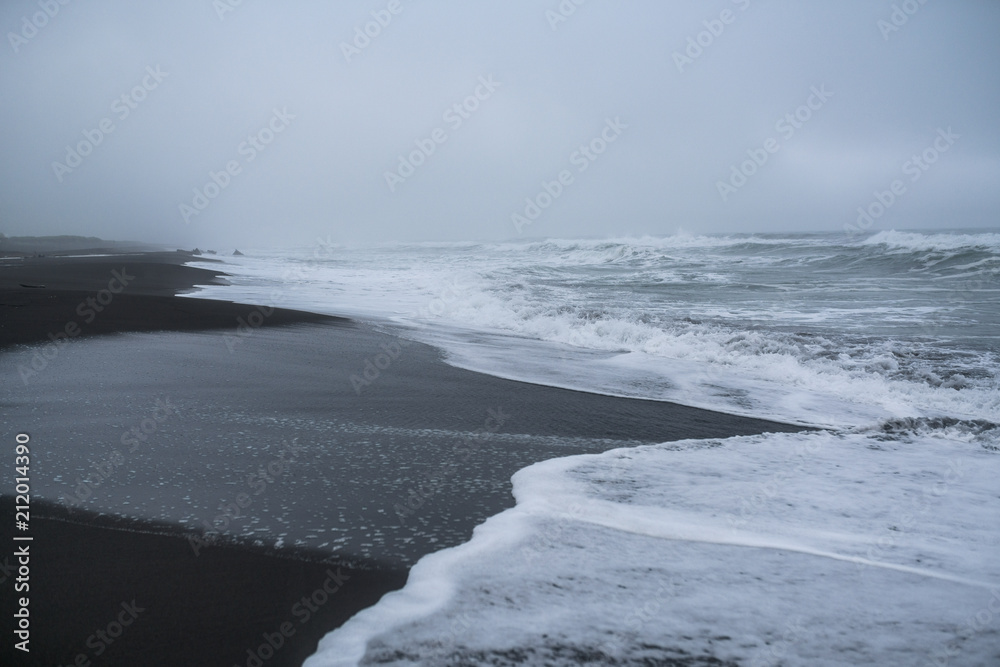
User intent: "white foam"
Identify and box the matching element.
[181,236,999,430]
[398,310,997,428]
[860,229,1000,253]
[186,238,1000,664]
[306,429,1000,666]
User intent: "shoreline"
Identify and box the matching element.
[1,250,814,666]
[0,250,342,352]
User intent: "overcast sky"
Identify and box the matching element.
[1,1,997,248]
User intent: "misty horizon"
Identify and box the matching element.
[2,1,997,248]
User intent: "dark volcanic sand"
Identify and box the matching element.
[0,498,407,667]
[0,252,810,667]
[0,252,340,350]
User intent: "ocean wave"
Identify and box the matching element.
[188,230,1000,430]
[427,284,1000,427]
[305,429,1000,666]
[862,416,1000,448]
[859,229,1000,254]
[484,234,830,270]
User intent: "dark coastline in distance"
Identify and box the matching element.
[1,247,812,667]
[0,249,342,351]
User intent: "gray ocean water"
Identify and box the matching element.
[189,228,999,430]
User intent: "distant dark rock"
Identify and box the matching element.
[192,248,203,256]
[233,249,244,256]
[206,250,217,255]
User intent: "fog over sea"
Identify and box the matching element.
[183,228,1000,666]
[2,0,999,663]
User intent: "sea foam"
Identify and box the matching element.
[306,429,1000,666]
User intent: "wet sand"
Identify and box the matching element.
[0,251,810,666]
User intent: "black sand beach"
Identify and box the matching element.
[0,499,407,667]
[1,250,810,666]
[0,250,339,350]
